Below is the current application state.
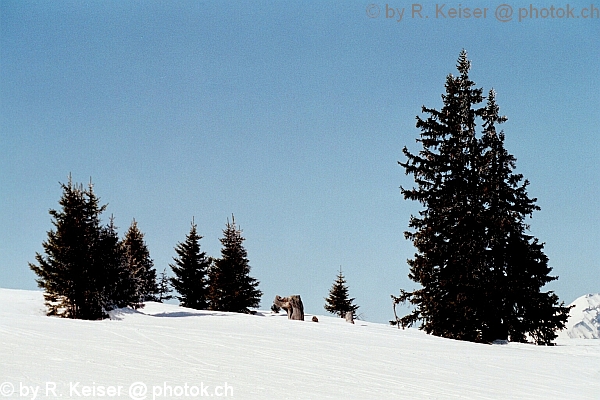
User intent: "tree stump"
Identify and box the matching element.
[345,311,354,324]
[274,295,304,321]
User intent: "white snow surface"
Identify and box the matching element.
[1,288,600,400]
[559,293,600,339]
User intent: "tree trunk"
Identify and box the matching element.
[274,295,304,321]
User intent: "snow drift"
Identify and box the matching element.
[560,293,600,339]
[1,288,599,399]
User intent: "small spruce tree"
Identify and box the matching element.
[122,219,158,303]
[156,268,174,303]
[170,219,210,309]
[208,215,262,313]
[324,267,359,319]
[97,215,140,310]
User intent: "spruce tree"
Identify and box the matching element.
[122,219,158,303]
[324,268,359,318]
[30,178,91,318]
[394,50,486,341]
[477,90,571,344]
[208,215,262,313]
[393,51,570,344]
[170,219,210,309]
[156,268,174,303]
[96,216,140,310]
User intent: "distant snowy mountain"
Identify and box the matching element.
[1,288,600,399]
[560,293,600,339]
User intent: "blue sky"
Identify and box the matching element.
[1,1,598,323]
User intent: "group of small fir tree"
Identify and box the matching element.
[30,176,158,320]
[31,177,263,319]
[169,215,262,313]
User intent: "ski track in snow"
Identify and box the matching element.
[1,288,599,399]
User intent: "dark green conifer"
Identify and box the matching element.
[29,177,130,319]
[393,51,570,344]
[170,219,210,309]
[477,90,570,344]
[123,219,158,303]
[208,215,262,313]
[324,268,359,318]
[30,177,93,318]
[97,216,140,310]
[156,268,174,303]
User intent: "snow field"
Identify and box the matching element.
[1,289,599,399]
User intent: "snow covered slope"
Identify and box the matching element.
[1,288,600,399]
[559,293,600,339]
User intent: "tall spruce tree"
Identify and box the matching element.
[208,215,262,313]
[393,51,570,344]
[122,219,158,303]
[170,219,210,309]
[324,268,359,318]
[477,90,571,344]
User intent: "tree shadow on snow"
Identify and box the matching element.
[148,311,229,318]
